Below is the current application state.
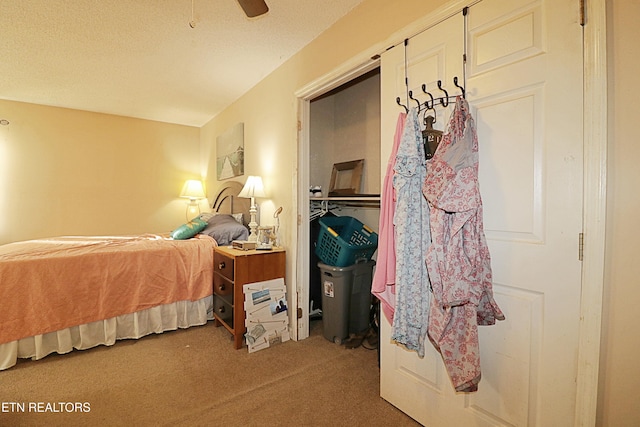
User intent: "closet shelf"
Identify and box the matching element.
[310,195,380,208]
[311,195,379,201]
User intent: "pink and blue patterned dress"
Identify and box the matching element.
[423,97,505,392]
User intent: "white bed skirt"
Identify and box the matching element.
[0,295,214,371]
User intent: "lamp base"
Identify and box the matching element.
[247,199,258,241]
[186,200,201,222]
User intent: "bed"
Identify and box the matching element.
[0,182,249,371]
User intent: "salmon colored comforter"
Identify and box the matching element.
[0,234,217,345]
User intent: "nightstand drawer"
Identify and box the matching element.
[212,246,285,349]
[213,274,234,299]
[213,296,233,327]
[214,251,234,281]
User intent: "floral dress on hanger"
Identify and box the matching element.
[423,96,505,392]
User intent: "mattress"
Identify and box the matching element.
[0,233,217,370]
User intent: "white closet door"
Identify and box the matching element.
[379,0,584,425]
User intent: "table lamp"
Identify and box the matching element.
[180,179,206,221]
[238,175,265,241]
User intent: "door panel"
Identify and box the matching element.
[380,1,583,425]
[380,10,465,421]
[474,87,544,241]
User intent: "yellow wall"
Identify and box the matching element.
[200,0,447,255]
[597,1,640,425]
[0,100,201,244]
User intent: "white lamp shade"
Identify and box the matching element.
[180,180,206,200]
[238,176,266,199]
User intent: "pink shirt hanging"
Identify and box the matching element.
[371,112,405,323]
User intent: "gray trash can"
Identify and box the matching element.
[318,260,375,344]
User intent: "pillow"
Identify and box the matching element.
[199,212,244,224]
[171,218,207,240]
[200,214,249,245]
[231,212,244,224]
[199,212,216,221]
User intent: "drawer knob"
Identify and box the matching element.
[219,261,226,269]
[218,306,226,314]
[218,283,225,291]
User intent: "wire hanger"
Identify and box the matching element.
[415,76,466,112]
[396,97,408,113]
[408,90,421,110]
[421,83,436,120]
[396,39,410,113]
[391,7,469,112]
[453,76,466,98]
[437,80,449,107]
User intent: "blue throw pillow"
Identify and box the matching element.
[171,218,207,240]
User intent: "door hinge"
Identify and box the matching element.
[297,120,302,131]
[297,307,303,319]
[578,232,585,261]
[579,0,586,26]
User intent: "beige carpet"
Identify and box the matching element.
[0,319,420,427]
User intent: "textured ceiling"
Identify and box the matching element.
[0,0,364,126]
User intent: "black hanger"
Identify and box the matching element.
[401,76,465,112]
[453,76,466,98]
[408,90,421,111]
[396,97,408,113]
[396,39,411,112]
[437,80,449,107]
[421,83,435,112]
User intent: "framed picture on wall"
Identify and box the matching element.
[216,122,244,180]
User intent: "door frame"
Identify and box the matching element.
[294,58,380,340]
[575,0,607,425]
[293,1,606,424]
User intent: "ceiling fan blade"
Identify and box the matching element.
[236,0,269,18]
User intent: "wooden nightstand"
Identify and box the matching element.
[212,245,286,349]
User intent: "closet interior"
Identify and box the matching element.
[308,67,381,317]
